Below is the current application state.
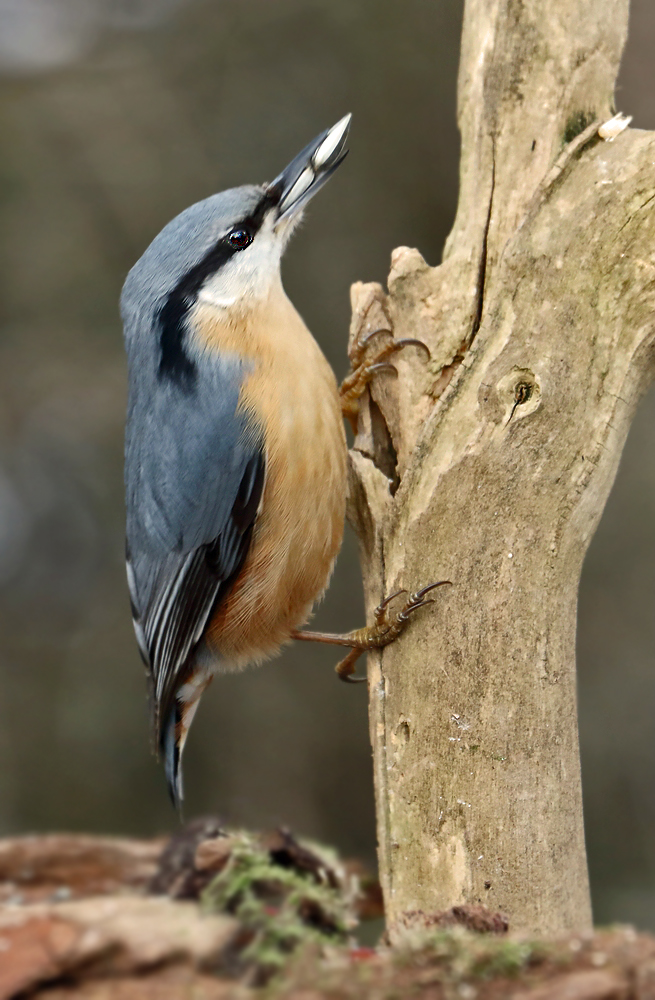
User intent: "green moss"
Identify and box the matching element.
[563,110,596,144]
[202,832,355,979]
[396,927,556,984]
[470,937,540,978]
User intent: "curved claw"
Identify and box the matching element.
[359,326,394,349]
[375,588,407,616]
[410,580,452,603]
[394,338,432,362]
[336,646,368,684]
[399,598,434,621]
[365,362,398,378]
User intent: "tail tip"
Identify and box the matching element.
[161,707,184,814]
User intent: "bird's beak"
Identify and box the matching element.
[267,113,351,222]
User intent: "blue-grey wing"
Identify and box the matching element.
[124,368,265,737]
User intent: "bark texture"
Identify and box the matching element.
[347,0,655,938]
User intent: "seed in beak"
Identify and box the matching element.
[312,114,351,169]
[278,165,315,214]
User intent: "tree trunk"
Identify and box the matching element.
[348,0,655,938]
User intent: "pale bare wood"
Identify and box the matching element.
[347,0,655,938]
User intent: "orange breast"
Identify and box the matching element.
[189,283,347,668]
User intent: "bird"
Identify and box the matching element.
[122,115,447,807]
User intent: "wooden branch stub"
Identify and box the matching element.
[349,0,655,939]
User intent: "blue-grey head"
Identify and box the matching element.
[121,113,351,378]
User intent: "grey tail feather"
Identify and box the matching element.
[161,704,184,816]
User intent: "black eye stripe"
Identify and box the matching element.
[157,190,277,389]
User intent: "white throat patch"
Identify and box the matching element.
[197,210,286,313]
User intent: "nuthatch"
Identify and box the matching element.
[122,115,446,806]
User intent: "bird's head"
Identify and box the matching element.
[121,114,351,329]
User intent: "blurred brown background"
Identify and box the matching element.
[0,0,653,930]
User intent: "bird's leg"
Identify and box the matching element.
[340,326,430,432]
[291,581,451,683]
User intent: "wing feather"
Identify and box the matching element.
[125,367,265,744]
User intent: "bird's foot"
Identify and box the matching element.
[291,581,451,683]
[340,326,430,432]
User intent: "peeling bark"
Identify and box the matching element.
[347,0,653,937]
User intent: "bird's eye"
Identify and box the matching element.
[226,228,253,250]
